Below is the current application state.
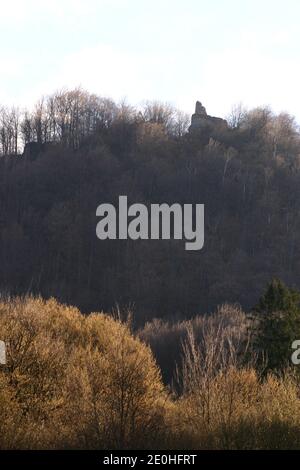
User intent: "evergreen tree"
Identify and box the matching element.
[254,278,300,371]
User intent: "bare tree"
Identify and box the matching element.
[0,106,20,155]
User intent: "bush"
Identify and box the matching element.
[1,296,300,449]
[172,316,300,450]
[0,296,166,449]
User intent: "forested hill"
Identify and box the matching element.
[0,89,300,323]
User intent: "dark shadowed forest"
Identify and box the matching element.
[1,89,300,324]
[2,90,300,450]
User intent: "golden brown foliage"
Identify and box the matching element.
[171,314,300,450]
[1,298,300,449]
[0,297,166,449]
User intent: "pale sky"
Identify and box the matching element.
[1,0,300,120]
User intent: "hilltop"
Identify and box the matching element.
[0,90,299,322]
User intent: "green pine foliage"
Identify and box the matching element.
[254,279,300,371]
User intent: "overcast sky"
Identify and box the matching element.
[1,0,300,120]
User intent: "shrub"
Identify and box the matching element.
[0,296,166,449]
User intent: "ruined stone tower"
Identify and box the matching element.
[189,101,227,133]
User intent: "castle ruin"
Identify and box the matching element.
[189,101,228,133]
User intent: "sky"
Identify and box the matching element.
[1,0,300,121]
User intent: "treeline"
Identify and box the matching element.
[140,279,300,383]
[0,88,189,155]
[1,290,300,449]
[1,89,300,321]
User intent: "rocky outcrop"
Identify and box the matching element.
[189,101,227,133]
[22,141,58,160]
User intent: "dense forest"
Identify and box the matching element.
[0,88,300,323]
[1,89,300,449]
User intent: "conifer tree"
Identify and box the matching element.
[254,278,300,371]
